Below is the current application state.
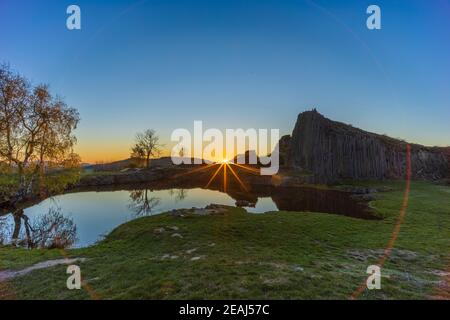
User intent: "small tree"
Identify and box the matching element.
[131,129,162,168]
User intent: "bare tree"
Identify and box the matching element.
[128,189,161,217]
[131,129,163,169]
[168,188,188,202]
[29,208,77,249]
[0,64,80,202]
[5,208,77,249]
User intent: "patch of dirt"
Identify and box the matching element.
[261,276,290,286]
[0,258,86,281]
[429,265,450,300]
[347,249,418,262]
[170,204,232,217]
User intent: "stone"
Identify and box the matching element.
[235,200,255,207]
[289,110,450,183]
[192,209,209,215]
[204,204,230,214]
[153,227,165,234]
[190,256,203,261]
[292,265,304,272]
[171,233,183,238]
[350,193,377,201]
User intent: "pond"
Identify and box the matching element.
[0,185,376,248]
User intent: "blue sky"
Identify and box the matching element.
[1,0,449,162]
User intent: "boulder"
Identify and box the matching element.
[288,110,449,183]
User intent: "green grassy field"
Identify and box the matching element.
[0,181,449,300]
[0,171,80,205]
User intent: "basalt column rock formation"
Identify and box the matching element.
[289,110,449,183]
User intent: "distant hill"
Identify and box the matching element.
[83,158,141,171]
[84,157,204,172]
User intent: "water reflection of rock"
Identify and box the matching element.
[270,188,378,220]
[0,208,77,249]
[191,181,377,219]
[224,188,258,208]
[128,189,161,217]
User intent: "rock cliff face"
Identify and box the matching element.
[277,135,291,167]
[289,110,449,183]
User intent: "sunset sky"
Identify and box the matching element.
[1,0,449,163]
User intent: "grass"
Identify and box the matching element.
[0,170,80,203]
[0,173,18,203]
[80,170,120,177]
[0,181,449,300]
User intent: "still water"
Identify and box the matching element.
[0,186,373,248]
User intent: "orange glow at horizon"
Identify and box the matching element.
[75,136,275,164]
[75,144,243,164]
[75,144,173,164]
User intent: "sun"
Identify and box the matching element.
[176,158,260,193]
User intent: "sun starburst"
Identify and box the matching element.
[172,159,259,193]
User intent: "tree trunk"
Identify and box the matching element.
[15,164,34,203]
